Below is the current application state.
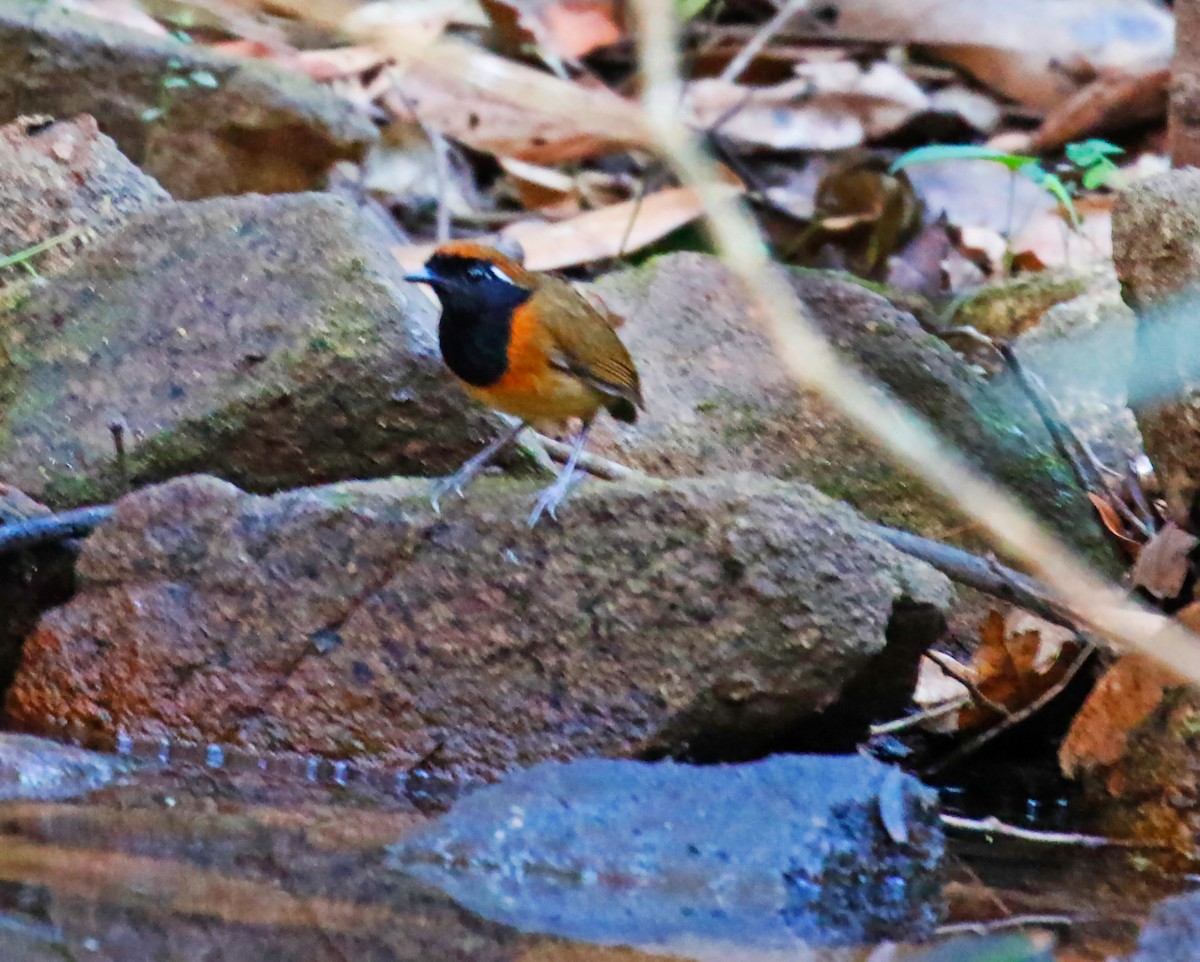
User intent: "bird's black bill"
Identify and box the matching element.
[404,268,445,289]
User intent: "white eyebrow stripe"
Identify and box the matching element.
[489,264,515,284]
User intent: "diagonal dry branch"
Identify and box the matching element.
[627,0,1200,685]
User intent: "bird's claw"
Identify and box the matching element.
[527,471,585,527]
[429,476,466,515]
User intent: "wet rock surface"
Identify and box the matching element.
[0,112,169,277]
[1126,889,1200,962]
[1113,168,1200,498]
[0,192,518,507]
[0,0,376,199]
[0,732,127,800]
[390,755,945,950]
[6,473,952,784]
[1011,271,1142,468]
[589,254,1105,553]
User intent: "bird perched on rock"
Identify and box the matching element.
[406,241,643,526]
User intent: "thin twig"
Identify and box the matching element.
[869,525,1077,628]
[936,916,1075,938]
[534,433,639,481]
[999,342,1105,497]
[0,505,114,556]
[940,812,1153,849]
[923,643,1095,777]
[719,0,811,83]
[869,699,965,737]
[630,0,1200,687]
[924,649,1011,718]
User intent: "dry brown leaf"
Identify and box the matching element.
[1087,492,1142,558]
[1031,67,1169,152]
[684,61,926,152]
[503,181,741,271]
[1131,522,1199,601]
[375,32,650,164]
[394,182,742,274]
[798,0,1173,111]
[1059,652,1186,778]
[500,157,581,217]
[957,610,1081,733]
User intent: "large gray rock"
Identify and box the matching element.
[6,474,952,784]
[0,0,375,198]
[391,755,944,950]
[588,254,1107,557]
[0,192,515,507]
[1113,168,1200,501]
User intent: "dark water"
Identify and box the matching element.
[0,741,1183,962]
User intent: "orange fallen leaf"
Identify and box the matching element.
[1087,491,1142,558]
[1031,67,1169,152]
[484,0,623,62]
[957,610,1080,733]
[395,181,742,274]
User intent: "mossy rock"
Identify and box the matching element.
[0,192,523,506]
[589,252,1108,563]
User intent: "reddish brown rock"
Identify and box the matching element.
[0,113,168,277]
[6,474,952,785]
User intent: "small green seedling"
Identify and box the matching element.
[140,33,220,124]
[889,139,1124,231]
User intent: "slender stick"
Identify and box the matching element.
[0,505,114,556]
[719,0,811,83]
[940,812,1152,849]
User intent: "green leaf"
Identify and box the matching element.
[189,70,219,89]
[139,106,164,122]
[169,29,193,44]
[1081,160,1119,191]
[1065,138,1124,168]
[889,144,1038,175]
[676,0,714,19]
[162,75,190,89]
[166,56,183,70]
[1023,167,1080,226]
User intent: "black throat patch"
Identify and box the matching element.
[433,264,533,388]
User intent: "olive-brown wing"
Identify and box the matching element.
[535,276,643,413]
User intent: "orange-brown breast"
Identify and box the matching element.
[465,299,608,423]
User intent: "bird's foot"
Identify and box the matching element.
[429,471,472,514]
[527,470,586,527]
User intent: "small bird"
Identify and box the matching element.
[406,241,643,526]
